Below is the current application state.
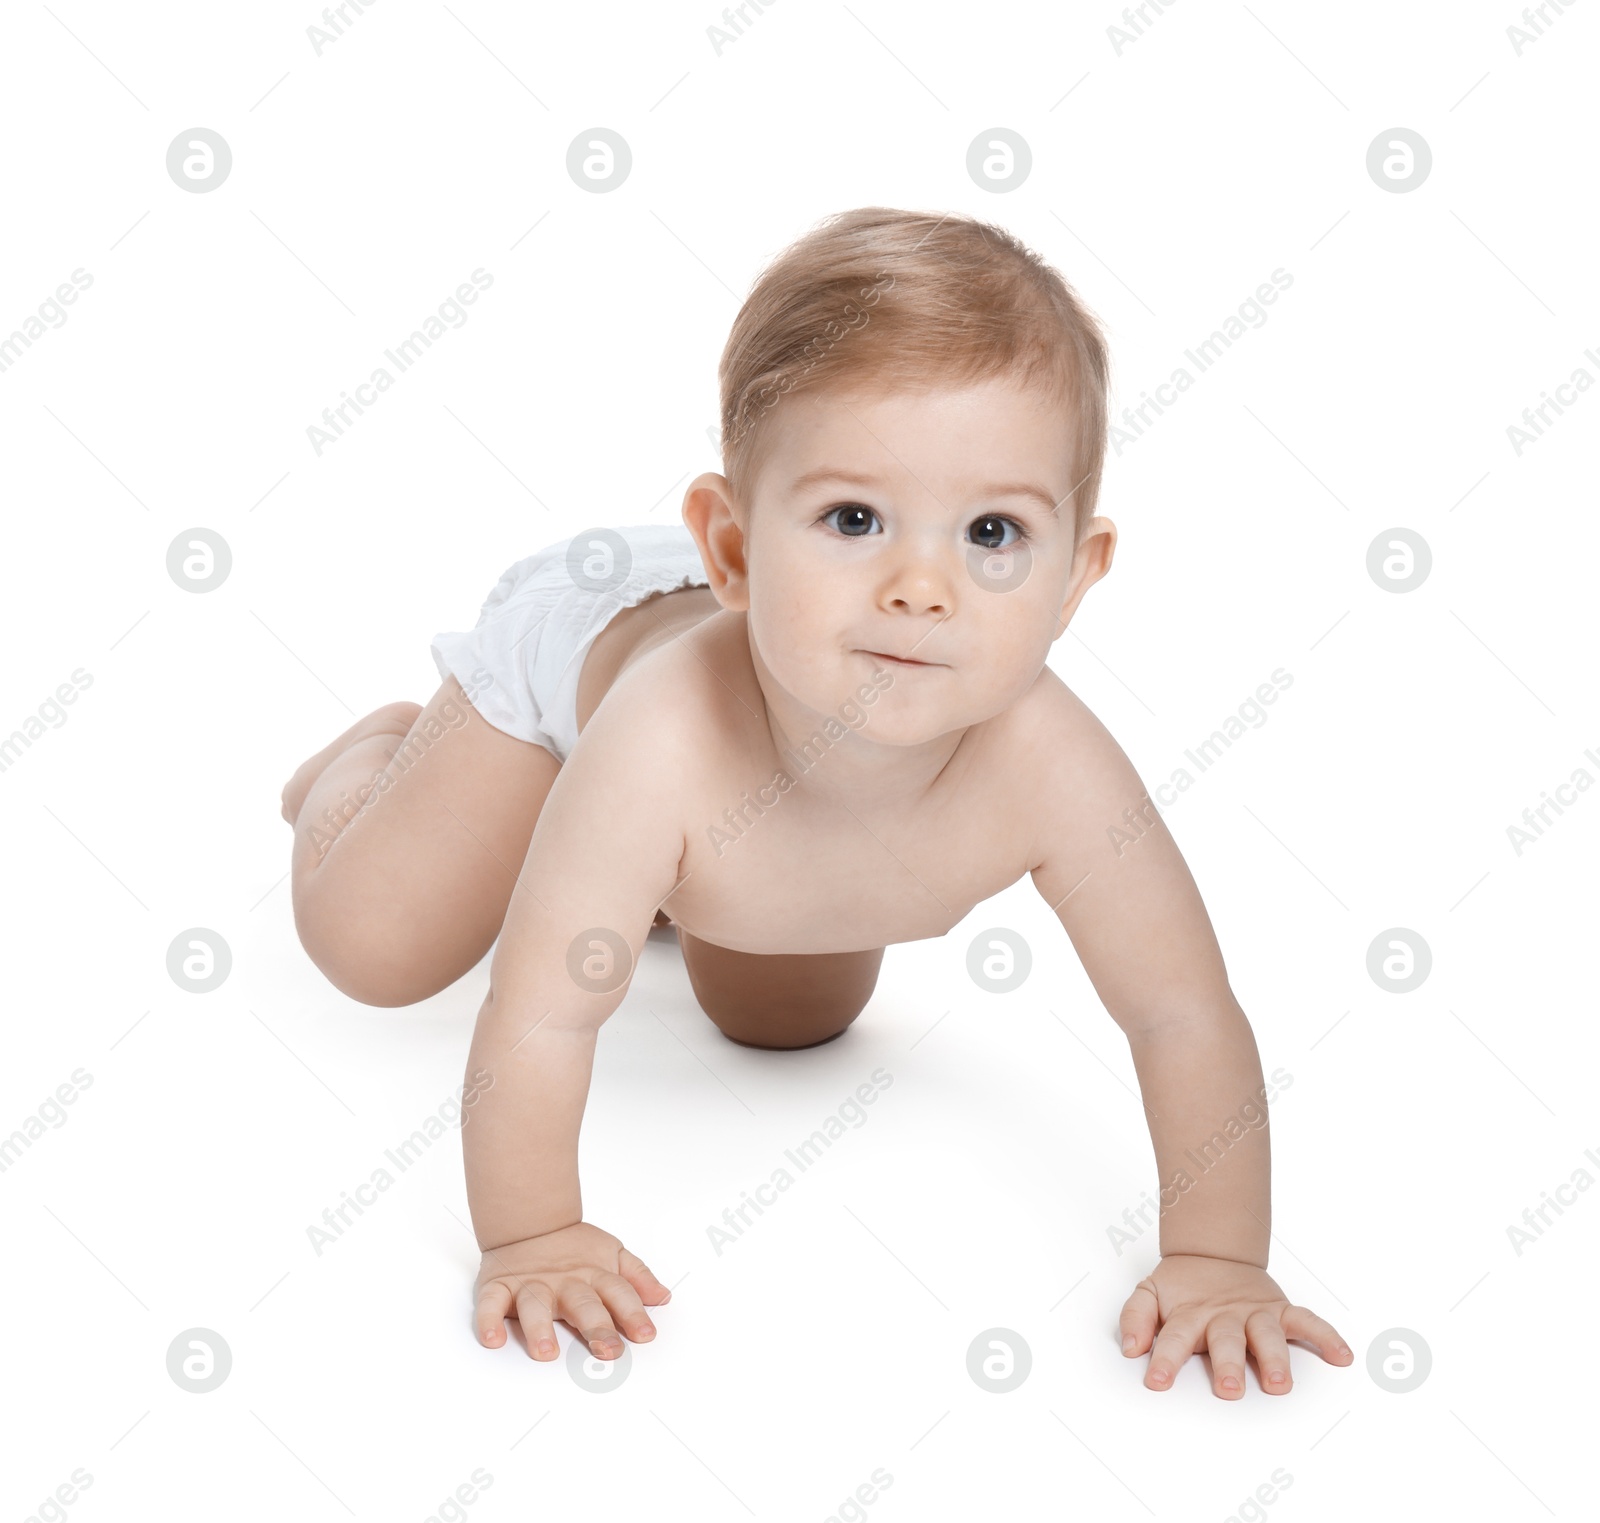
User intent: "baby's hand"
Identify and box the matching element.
[1118,1253,1353,1398]
[474,1221,671,1361]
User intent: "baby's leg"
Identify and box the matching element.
[676,930,884,1049]
[286,676,561,1007]
[280,701,424,825]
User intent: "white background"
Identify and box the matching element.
[1,1,1594,1519]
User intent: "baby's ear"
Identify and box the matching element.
[683,473,751,610]
[1053,516,1116,633]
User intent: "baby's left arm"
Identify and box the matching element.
[1023,675,1353,1398]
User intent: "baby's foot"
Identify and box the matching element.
[281,701,422,825]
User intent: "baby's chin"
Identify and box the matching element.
[784,676,1003,750]
[855,698,1009,749]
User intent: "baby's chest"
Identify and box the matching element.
[666,780,1035,954]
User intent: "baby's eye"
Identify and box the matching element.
[824,503,880,537]
[968,514,1027,551]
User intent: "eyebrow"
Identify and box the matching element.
[787,467,1063,515]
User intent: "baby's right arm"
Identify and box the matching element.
[462,679,691,1361]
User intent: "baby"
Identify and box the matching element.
[280,206,1352,1399]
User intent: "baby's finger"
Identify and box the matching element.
[513,1283,560,1361]
[1245,1309,1294,1394]
[1146,1315,1203,1391]
[594,1272,658,1343]
[1281,1304,1353,1365]
[618,1247,672,1306]
[476,1279,514,1348]
[1203,1316,1249,1399]
[1117,1280,1159,1357]
[563,1287,624,1360]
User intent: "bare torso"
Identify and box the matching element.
[573,585,1052,955]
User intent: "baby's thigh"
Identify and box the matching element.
[293,676,561,1006]
[676,930,885,1049]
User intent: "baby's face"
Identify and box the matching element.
[731,374,1109,748]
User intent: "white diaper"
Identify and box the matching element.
[429,523,710,762]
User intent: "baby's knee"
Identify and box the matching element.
[708,1006,860,1050]
[292,866,452,1009]
[679,935,883,1049]
[318,949,444,1009]
[297,916,444,1008]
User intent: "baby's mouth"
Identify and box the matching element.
[861,649,939,668]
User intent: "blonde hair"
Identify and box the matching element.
[716,206,1111,538]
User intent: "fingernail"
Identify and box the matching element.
[1222,1377,1240,1392]
[1269,1370,1286,1383]
[1122,1336,1136,1353]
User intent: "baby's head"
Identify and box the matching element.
[684,206,1116,747]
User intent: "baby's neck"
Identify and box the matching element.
[748,651,972,816]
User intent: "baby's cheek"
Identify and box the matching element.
[967,605,1032,667]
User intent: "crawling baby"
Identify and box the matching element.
[280,206,1352,1399]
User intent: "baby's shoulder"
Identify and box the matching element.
[983,664,1122,776]
[991,665,1159,872]
[569,611,753,777]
